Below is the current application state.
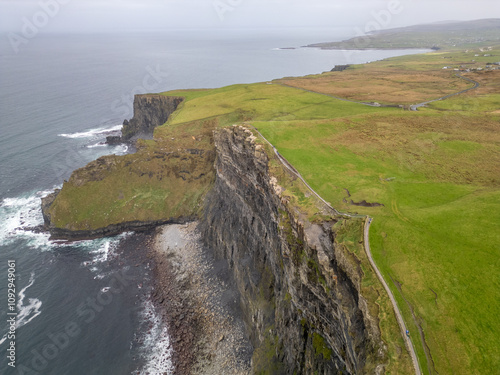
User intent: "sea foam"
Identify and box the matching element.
[0,189,54,249]
[0,272,42,347]
[58,124,122,139]
[138,299,174,375]
[16,272,43,330]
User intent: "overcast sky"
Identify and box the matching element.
[1,0,499,34]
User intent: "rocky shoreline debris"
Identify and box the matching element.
[151,223,252,375]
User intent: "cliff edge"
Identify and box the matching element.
[107,94,184,144]
[200,126,388,374]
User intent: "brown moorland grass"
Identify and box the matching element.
[463,70,500,95]
[278,67,472,105]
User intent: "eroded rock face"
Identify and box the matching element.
[200,126,385,374]
[41,189,60,227]
[120,94,184,141]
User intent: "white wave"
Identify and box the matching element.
[0,189,132,280]
[86,142,107,148]
[16,272,42,329]
[87,143,129,154]
[89,240,115,264]
[86,141,128,155]
[82,232,132,279]
[0,190,130,258]
[88,232,130,264]
[58,124,122,139]
[0,189,54,249]
[113,144,128,155]
[0,272,43,347]
[138,299,174,375]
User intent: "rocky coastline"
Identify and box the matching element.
[150,223,252,375]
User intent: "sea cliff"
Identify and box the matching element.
[107,94,184,144]
[200,126,385,374]
[41,92,408,374]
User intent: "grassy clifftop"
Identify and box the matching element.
[165,47,499,374]
[46,117,217,231]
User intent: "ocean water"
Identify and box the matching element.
[0,28,428,374]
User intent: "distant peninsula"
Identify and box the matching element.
[307,18,500,50]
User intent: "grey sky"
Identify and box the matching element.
[0,0,499,34]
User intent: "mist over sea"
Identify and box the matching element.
[0,28,427,374]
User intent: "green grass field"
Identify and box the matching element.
[256,58,500,374]
[48,117,217,230]
[254,112,500,375]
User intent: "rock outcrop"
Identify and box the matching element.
[106,94,184,143]
[42,213,193,241]
[41,147,215,240]
[200,126,386,374]
[331,64,350,72]
[41,189,60,227]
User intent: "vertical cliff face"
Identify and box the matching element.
[121,94,184,141]
[200,126,386,374]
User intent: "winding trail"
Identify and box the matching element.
[364,218,422,375]
[248,124,421,375]
[410,74,480,111]
[250,125,361,219]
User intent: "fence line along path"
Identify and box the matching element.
[248,124,422,375]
